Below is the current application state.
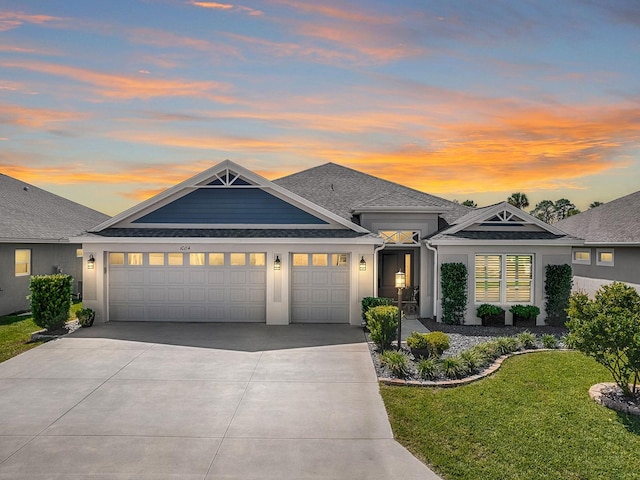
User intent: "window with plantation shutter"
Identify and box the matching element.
[506,255,532,302]
[475,255,501,302]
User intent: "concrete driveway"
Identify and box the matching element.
[0,323,440,479]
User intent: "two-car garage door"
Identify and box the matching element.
[109,252,266,322]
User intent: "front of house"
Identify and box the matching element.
[76,161,579,326]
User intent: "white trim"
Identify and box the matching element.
[352,206,450,214]
[572,249,591,265]
[72,236,382,245]
[596,248,615,267]
[0,238,72,244]
[112,223,348,230]
[92,160,369,234]
[430,238,581,246]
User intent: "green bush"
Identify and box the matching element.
[29,274,73,332]
[417,358,439,380]
[76,307,95,327]
[361,297,392,324]
[509,304,541,319]
[541,334,559,349]
[517,331,537,349]
[406,331,430,350]
[406,331,450,358]
[476,304,504,318]
[567,282,640,397]
[440,263,468,325]
[459,349,484,373]
[545,264,572,325]
[441,356,469,379]
[472,341,502,362]
[366,305,399,350]
[380,350,411,378]
[495,336,521,355]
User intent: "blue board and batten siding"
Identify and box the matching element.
[133,188,329,224]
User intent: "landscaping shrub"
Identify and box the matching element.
[476,304,504,318]
[366,305,399,350]
[566,282,640,397]
[495,336,521,355]
[545,264,572,325]
[441,356,469,379]
[29,274,73,332]
[417,358,439,380]
[361,297,392,324]
[76,307,95,327]
[459,349,484,373]
[440,263,468,325]
[517,331,537,349]
[509,304,540,319]
[407,331,451,358]
[541,334,560,350]
[473,341,502,362]
[380,350,411,378]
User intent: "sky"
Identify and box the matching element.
[1,0,639,216]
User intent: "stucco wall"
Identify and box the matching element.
[571,247,640,285]
[435,244,572,326]
[0,243,83,316]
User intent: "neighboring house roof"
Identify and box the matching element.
[273,163,470,225]
[429,201,580,244]
[0,173,109,242]
[556,190,640,245]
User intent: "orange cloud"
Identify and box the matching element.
[0,10,63,31]
[270,0,393,24]
[187,1,263,15]
[0,104,87,128]
[1,60,236,102]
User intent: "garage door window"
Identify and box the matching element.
[312,254,328,266]
[190,253,205,266]
[168,253,183,266]
[149,253,165,265]
[110,253,125,265]
[332,254,348,267]
[230,253,246,266]
[292,254,308,266]
[249,253,265,266]
[209,253,224,266]
[128,253,143,266]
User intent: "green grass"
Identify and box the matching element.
[381,351,640,480]
[0,302,83,363]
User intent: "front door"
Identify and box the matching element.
[379,250,414,300]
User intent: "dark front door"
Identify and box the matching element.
[379,250,414,300]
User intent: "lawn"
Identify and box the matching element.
[0,302,82,363]
[381,351,640,480]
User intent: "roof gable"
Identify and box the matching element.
[92,161,368,233]
[0,173,109,242]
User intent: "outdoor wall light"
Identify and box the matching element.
[395,270,406,289]
[274,255,281,271]
[87,254,95,270]
[359,256,367,271]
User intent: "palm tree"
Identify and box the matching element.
[507,192,529,210]
[589,201,603,209]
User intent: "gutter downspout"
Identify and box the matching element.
[373,243,386,297]
[424,240,438,321]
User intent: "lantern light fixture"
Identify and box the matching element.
[87,254,95,270]
[395,270,406,289]
[274,255,281,271]
[359,256,366,271]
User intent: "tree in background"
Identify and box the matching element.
[590,201,604,209]
[461,199,477,208]
[531,199,556,223]
[507,192,529,209]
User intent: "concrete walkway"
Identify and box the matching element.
[0,323,441,479]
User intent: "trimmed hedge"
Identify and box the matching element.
[366,305,399,350]
[545,264,572,326]
[440,263,468,325]
[361,296,393,323]
[29,274,73,332]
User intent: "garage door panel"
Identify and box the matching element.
[110,257,266,322]
[311,289,329,303]
[331,290,348,303]
[311,271,329,285]
[292,270,309,284]
[331,271,349,284]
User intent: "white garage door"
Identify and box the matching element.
[290,253,350,323]
[108,252,266,322]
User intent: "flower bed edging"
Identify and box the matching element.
[589,383,640,416]
[379,349,567,388]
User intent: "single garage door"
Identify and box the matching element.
[290,253,350,323]
[108,252,266,322]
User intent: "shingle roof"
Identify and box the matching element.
[556,190,640,244]
[95,228,372,239]
[273,163,470,225]
[439,231,564,241]
[0,174,109,242]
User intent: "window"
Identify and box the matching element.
[312,254,328,266]
[573,250,591,265]
[249,253,265,266]
[475,254,533,303]
[128,253,143,266]
[109,253,125,265]
[230,253,246,266]
[168,253,183,266]
[379,230,420,245]
[76,249,83,258]
[292,254,309,266]
[15,249,31,276]
[596,249,614,266]
[208,253,224,266]
[190,253,205,266]
[332,254,348,267]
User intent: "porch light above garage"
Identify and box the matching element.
[274,255,281,271]
[87,254,95,270]
[359,256,366,271]
[395,270,406,289]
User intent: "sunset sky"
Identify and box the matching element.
[1,0,639,216]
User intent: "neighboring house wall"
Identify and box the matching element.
[571,246,640,295]
[436,245,572,325]
[0,243,83,315]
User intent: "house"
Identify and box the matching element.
[0,174,109,316]
[76,161,579,326]
[556,190,640,295]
